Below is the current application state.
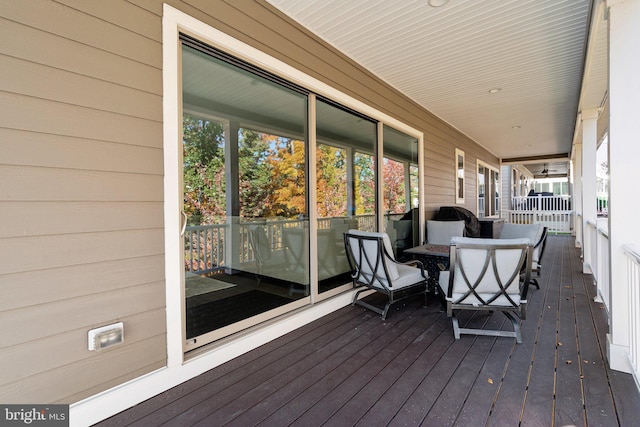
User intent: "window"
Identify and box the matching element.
[455,149,465,203]
[477,161,499,218]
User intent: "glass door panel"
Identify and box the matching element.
[181,42,308,348]
[382,125,419,261]
[316,99,376,293]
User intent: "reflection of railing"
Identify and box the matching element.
[184,224,226,275]
[503,195,574,233]
[185,214,376,275]
[624,244,640,389]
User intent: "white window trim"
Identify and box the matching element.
[477,159,500,217]
[163,1,426,363]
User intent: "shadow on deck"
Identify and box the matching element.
[96,235,640,426]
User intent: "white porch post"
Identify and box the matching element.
[606,0,640,373]
[573,145,583,249]
[581,109,598,274]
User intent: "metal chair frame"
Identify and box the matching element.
[444,239,533,343]
[344,231,428,320]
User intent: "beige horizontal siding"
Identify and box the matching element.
[0,129,163,174]
[1,229,164,275]
[1,0,161,68]
[0,56,162,122]
[0,0,167,404]
[0,201,163,238]
[0,17,161,95]
[0,92,162,147]
[0,255,166,312]
[0,165,162,201]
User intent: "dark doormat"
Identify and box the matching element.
[186,290,292,339]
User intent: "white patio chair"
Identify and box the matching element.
[499,223,544,288]
[426,220,466,245]
[530,226,548,287]
[344,229,428,320]
[438,237,533,343]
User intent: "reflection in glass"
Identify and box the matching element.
[478,164,486,217]
[181,43,308,344]
[456,149,465,203]
[316,99,376,293]
[478,163,499,217]
[383,125,419,261]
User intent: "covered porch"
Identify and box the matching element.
[5,1,640,425]
[97,235,640,426]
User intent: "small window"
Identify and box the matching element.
[455,149,465,203]
[477,161,500,218]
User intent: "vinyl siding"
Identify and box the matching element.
[0,0,499,404]
[0,0,165,404]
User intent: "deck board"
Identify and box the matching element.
[96,235,640,427]
[553,239,586,426]
[487,234,560,426]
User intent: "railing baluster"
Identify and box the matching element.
[623,244,640,384]
[505,195,573,233]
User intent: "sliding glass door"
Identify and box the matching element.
[177,36,422,350]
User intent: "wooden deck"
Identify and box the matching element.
[96,235,640,426]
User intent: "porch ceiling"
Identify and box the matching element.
[266,0,609,177]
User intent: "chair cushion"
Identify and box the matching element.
[498,223,542,245]
[427,220,465,245]
[445,237,530,307]
[347,229,399,280]
[362,263,425,290]
[532,229,546,263]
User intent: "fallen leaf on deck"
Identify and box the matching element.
[488,378,493,384]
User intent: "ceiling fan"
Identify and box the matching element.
[540,164,558,177]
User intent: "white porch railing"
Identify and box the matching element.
[586,219,610,311]
[623,244,640,388]
[502,195,574,233]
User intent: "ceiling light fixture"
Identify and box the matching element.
[488,88,501,94]
[428,0,450,7]
[512,125,521,129]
